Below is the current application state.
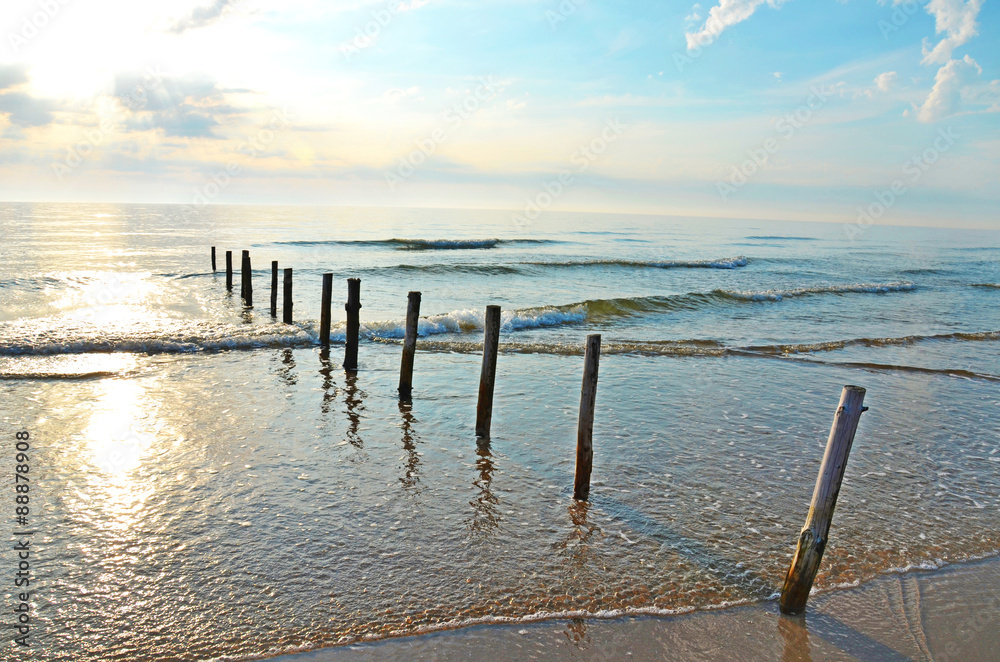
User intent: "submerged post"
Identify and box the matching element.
[270,261,279,318]
[225,251,233,291]
[475,305,501,438]
[282,268,293,324]
[780,385,868,615]
[344,278,361,371]
[398,291,421,398]
[211,246,217,273]
[320,273,333,348]
[573,334,601,500]
[241,250,253,307]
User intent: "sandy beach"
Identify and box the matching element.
[272,556,1000,661]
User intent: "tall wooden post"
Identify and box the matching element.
[780,385,868,615]
[241,250,252,307]
[270,261,278,318]
[573,334,601,500]
[344,278,361,371]
[282,268,293,324]
[475,305,501,438]
[225,251,233,291]
[320,273,333,347]
[398,291,421,398]
[211,246,217,273]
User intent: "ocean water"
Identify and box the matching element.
[1,203,998,661]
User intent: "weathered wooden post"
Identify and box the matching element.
[398,291,421,398]
[282,268,293,324]
[320,273,333,347]
[475,305,501,438]
[270,261,278,318]
[780,385,868,615]
[344,278,361,371]
[573,334,601,500]
[241,250,253,307]
[211,246,217,273]
[225,251,233,291]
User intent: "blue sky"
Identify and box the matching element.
[0,0,997,227]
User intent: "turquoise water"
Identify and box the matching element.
[1,203,998,660]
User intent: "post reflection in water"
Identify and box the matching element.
[563,618,590,648]
[275,348,296,387]
[778,614,814,662]
[343,370,365,448]
[318,348,337,415]
[466,440,502,537]
[555,500,600,569]
[398,400,420,490]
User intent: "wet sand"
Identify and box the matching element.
[271,556,1000,661]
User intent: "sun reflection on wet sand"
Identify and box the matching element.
[81,378,162,531]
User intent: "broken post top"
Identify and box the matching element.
[408,291,421,302]
[346,278,361,311]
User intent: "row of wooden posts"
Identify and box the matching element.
[210,246,868,617]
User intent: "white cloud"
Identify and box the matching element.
[874,71,898,92]
[170,0,236,34]
[921,0,982,65]
[917,55,981,122]
[685,0,787,51]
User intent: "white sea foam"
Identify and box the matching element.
[720,282,916,301]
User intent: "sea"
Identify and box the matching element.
[1,202,998,661]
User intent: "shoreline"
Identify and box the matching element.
[265,554,1000,661]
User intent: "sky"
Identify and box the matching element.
[0,0,997,227]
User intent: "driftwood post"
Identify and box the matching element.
[211,246,217,273]
[398,291,421,398]
[320,273,333,348]
[475,305,501,438]
[574,334,601,500]
[780,385,868,615]
[344,278,361,371]
[270,261,279,318]
[282,268,293,324]
[241,250,253,307]
[225,251,233,291]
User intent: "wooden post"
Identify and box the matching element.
[211,246,217,273]
[320,273,333,347]
[282,268,293,324]
[344,278,361,371]
[398,291,421,398]
[270,261,278,318]
[780,385,868,615]
[225,251,233,291]
[573,334,601,500]
[241,250,253,307]
[475,305,501,438]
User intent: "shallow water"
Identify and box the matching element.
[1,203,998,660]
